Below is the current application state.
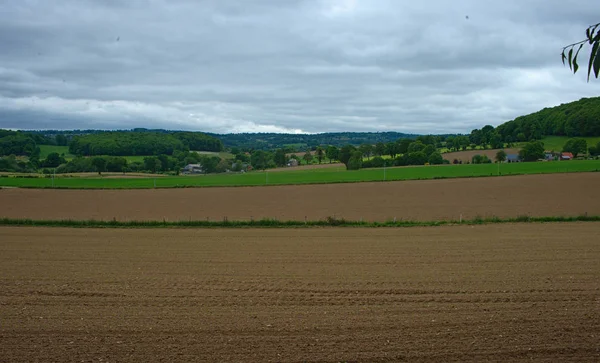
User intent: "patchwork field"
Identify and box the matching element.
[1,225,598,362]
[1,173,599,222]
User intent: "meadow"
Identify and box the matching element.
[1,159,599,189]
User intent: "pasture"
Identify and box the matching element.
[1,224,598,362]
[1,159,599,189]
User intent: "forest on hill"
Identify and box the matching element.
[205,132,418,150]
[493,97,600,142]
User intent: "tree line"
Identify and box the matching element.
[68,131,223,156]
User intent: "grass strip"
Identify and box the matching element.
[0,215,599,229]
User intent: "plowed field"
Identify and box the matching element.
[1,224,599,362]
[1,173,599,222]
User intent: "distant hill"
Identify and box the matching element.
[206,132,418,150]
[495,97,600,142]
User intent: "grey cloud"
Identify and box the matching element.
[0,0,599,134]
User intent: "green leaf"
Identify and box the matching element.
[594,44,600,78]
[573,43,584,73]
[568,48,573,70]
[588,41,599,81]
[561,50,566,66]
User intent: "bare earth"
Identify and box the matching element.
[1,173,599,222]
[1,224,599,362]
[442,148,521,162]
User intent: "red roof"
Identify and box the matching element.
[561,152,574,158]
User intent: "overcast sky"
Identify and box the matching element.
[0,0,599,134]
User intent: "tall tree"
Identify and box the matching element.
[315,147,324,164]
[325,146,339,163]
[302,151,313,165]
[495,150,507,163]
[338,145,356,169]
[562,138,588,157]
[274,148,287,167]
[374,142,386,156]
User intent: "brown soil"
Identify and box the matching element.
[1,173,599,222]
[1,224,599,362]
[443,148,521,162]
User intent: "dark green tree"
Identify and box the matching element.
[495,150,507,163]
[338,145,356,169]
[274,148,287,167]
[143,156,162,173]
[41,152,66,168]
[374,142,386,156]
[325,146,339,163]
[519,141,545,162]
[428,152,444,165]
[302,151,313,165]
[91,156,107,175]
[562,138,588,157]
[315,146,324,164]
[347,151,363,170]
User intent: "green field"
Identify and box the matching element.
[39,145,74,160]
[1,160,598,189]
[194,151,234,159]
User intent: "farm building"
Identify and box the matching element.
[287,159,299,167]
[561,152,574,160]
[506,154,521,163]
[182,164,203,174]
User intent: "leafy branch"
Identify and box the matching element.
[562,22,600,81]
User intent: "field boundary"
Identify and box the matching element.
[1,169,599,190]
[1,215,598,229]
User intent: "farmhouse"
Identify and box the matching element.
[561,152,574,160]
[182,163,203,174]
[287,159,299,167]
[506,154,521,163]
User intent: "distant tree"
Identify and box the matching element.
[423,144,436,158]
[325,146,339,163]
[274,148,287,167]
[589,141,600,156]
[338,145,356,169]
[41,152,66,168]
[495,150,507,163]
[489,132,504,149]
[347,151,363,170]
[143,156,161,173]
[55,134,68,146]
[315,147,324,164]
[472,155,491,164]
[91,156,107,175]
[303,151,313,165]
[519,141,545,162]
[407,151,427,165]
[562,138,588,157]
[396,138,413,154]
[428,152,444,165]
[250,150,271,170]
[374,142,386,156]
[199,155,220,173]
[407,141,425,153]
[359,144,373,159]
[105,157,127,172]
[385,142,398,158]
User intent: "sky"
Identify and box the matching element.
[0,0,599,134]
